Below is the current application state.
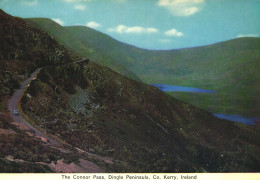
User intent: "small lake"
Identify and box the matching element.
[151,84,259,125]
[151,84,216,93]
[213,114,260,125]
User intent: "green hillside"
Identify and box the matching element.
[141,38,260,117]
[26,18,260,117]
[25,18,141,81]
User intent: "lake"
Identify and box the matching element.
[151,84,260,125]
[151,84,216,93]
[213,114,260,125]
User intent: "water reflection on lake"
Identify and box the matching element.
[151,84,216,93]
[213,114,260,125]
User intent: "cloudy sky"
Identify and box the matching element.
[0,0,259,50]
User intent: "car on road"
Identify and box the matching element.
[13,109,19,116]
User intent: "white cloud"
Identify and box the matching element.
[52,18,64,26]
[165,28,183,37]
[147,28,159,33]
[107,25,158,34]
[158,0,204,16]
[21,0,38,6]
[74,4,86,10]
[86,21,101,29]
[236,34,258,38]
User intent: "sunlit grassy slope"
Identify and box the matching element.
[26,18,260,117]
[25,18,141,81]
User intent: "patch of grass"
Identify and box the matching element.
[168,91,259,117]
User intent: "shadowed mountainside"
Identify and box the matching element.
[0,9,107,172]
[21,60,260,172]
[0,10,80,101]
[26,18,260,117]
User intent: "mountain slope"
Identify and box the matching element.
[144,38,260,117]
[25,18,141,82]
[21,59,260,172]
[0,9,107,172]
[62,29,260,117]
[0,10,80,101]
[25,17,260,117]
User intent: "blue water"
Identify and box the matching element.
[213,114,260,125]
[151,84,259,125]
[151,84,216,93]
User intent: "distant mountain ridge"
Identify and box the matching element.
[26,17,260,117]
[25,18,142,82]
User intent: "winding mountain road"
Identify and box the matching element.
[7,58,114,167]
[7,58,88,146]
[7,67,61,145]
